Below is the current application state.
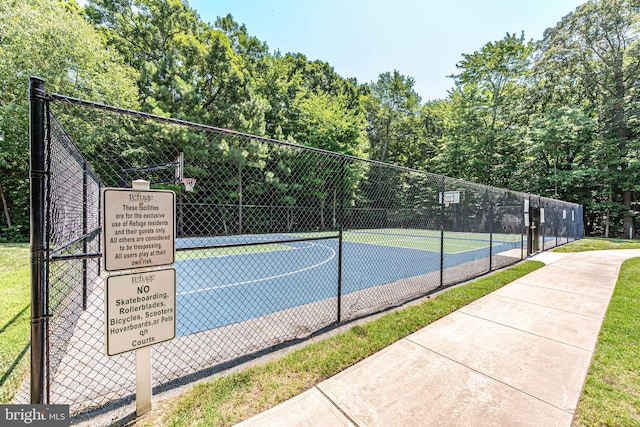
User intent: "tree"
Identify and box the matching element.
[0,0,138,240]
[442,33,533,188]
[88,0,204,116]
[534,0,640,237]
[88,1,269,132]
[525,106,596,200]
[288,91,367,228]
[366,70,421,163]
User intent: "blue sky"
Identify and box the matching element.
[188,0,586,102]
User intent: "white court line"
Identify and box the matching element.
[346,235,510,255]
[346,235,485,252]
[445,240,515,254]
[176,241,316,261]
[177,242,336,296]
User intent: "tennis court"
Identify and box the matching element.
[173,229,523,335]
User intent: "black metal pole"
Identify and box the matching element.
[440,176,445,287]
[521,196,525,260]
[541,203,545,252]
[29,76,47,404]
[488,197,493,271]
[82,162,88,310]
[526,196,531,256]
[336,159,346,323]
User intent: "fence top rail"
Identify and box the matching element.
[46,91,439,178]
[45,89,581,210]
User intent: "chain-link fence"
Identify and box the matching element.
[23,78,584,418]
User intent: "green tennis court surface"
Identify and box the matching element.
[293,228,522,254]
[360,228,522,242]
[176,243,292,260]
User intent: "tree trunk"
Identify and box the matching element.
[623,189,633,238]
[614,73,633,238]
[605,186,612,238]
[380,118,390,162]
[0,184,11,228]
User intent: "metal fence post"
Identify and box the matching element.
[520,195,525,260]
[336,159,346,324]
[82,162,88,310]
[488,196,493,272]
[440,176,445,287]
[29,76,47,404]
[540,200,547,252]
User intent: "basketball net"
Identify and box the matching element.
[182,178,196,192]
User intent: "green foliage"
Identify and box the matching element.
[291,92,366,156]
[85,2,370,234]
[0,0,139,237]
[6,0,640,239]
[553,237,640,252]
[524,106,597,201]
[439,33,533,189]
[533,0,640,236]
[366,70,421,164]
[0,226,28,243]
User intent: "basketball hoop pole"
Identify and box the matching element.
[176,152,184,183]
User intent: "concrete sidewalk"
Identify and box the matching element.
[235,249,640,427]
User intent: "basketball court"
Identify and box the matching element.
[173,229,524,335]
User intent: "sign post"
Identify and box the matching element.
[102,180,176,417]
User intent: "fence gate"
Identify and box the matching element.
[25,77,585,418]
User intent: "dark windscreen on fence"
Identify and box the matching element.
[22,88,584,417]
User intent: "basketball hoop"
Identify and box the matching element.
[182,178,196,192]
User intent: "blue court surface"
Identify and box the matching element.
[173,231,525,336]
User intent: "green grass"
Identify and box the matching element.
[572,257,640,426]
[0,243,31,403]
[161,261,544,427]
[554,237,640,252]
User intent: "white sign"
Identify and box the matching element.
[439,191,461,204]
[563,209,567,220]
[105,268,176,356]
[540,208,545,224]
[103,188,176,271]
